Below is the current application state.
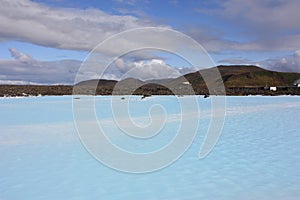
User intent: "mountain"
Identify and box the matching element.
[217,65,300,87]
[75,65,300,89]
[166,65,300,88]
[75,79,117,87]
[1,65,300,97]
[72,65,300,95]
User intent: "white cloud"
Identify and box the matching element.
[218,50,300,73]
[107,58,186,80]
[0,48,81,84]
[0,0,299,57]
[198,0,300,33]
[0,80,43,85]
[0,0,254,55]
[194,0,300,52]
[9,48,34,63]
[126,59,181,80]
[217,58,253,65]
[261,50,300,73]
[223,0,300,32]
[0,48,196,84]
[0,0,156,51]
[1,0,299,84]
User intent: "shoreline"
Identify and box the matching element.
[1,84,300,97]
[1,94,300,99]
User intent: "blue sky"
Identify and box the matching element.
[0,0,300,84]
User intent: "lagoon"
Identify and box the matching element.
[0,96,299,200]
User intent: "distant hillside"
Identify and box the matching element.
[171,65,300,88]
[72,65,300,96]
[75,79,117,87]
[75,65,300,88]
[2,65,300,97]
[217,65,300,87]
[140,65,299,94]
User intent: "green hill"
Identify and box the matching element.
[167,65,300,89]
[217,65,300,87]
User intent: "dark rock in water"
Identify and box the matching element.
[141,94,151,100]
[204,94,209,98]
[74,97,80,100]
[121,97,125,100]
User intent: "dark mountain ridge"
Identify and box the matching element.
[1,65,300,96]
[76,65,300,88]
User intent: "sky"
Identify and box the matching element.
[0,0,300,84]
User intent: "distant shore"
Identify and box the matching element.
[2,65,300,97]
[1,84,300,97]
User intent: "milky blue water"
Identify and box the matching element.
[0,96,300,200]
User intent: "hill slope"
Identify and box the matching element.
[73,65,300,95]
[75,65,300,88]
[2,65,300,97]
[217,65,300,87]
[165,65,300,89]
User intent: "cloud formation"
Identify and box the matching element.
[0,48,195,84]
[112,58,182,80]
[3,0,298,55]
[9,48,34,63]
[1,0,299,85]
[0,48,81,84]
[196,0,300,52]
[100,57,196,81]
[2,0,299,54]
[218,50,300,73]
[0,0,155,51]
[218,0,300,33]
[261,50,300,73]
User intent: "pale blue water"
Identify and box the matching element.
[0,96,300,200]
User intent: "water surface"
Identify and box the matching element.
[0,96,299,200]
